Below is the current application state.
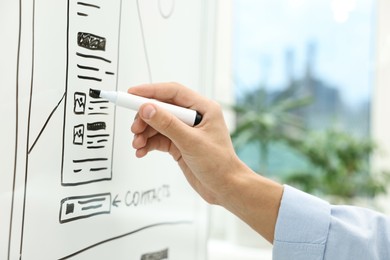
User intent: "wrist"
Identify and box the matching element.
[212,156,254,205]
[217,161,284,243]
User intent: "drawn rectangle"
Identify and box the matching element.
[141,248,169,260]
[61,0,122,186]
[59,193,111,224]
[74,92,86,114]
[78,32,106,51]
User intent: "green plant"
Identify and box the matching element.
[230,87,390,201]
[231,87,311,172]
[284,129,390,200]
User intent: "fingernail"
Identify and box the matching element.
[142,104,156,119]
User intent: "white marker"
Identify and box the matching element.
[89,89,202,126]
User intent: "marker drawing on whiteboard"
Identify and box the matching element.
[158,0,175,19]
[58,221,191,260]
[77,2,101,9]
[77,32,106,51]
[89,89,203,126]
[76,52,111,63]
[136,0,152,83]
[61,0,123,187]
[8,1,22,258]
[141,248,169,260]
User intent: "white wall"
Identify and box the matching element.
[372,0,390,213]
[373,0,390,169]
[207,0,234,241]
[208,0,273,257]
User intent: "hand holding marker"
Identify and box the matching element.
[89,88,203,126]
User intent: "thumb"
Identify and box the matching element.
[139,103,190,142]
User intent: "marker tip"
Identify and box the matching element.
[89,88,101,98]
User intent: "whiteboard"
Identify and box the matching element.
[0,0,213,259]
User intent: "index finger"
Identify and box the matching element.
[127,82,207,113]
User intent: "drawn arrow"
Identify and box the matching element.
[112,194,121,207]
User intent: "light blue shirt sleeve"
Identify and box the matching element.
[273,185,390,260]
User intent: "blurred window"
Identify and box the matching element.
[233,0,375,176]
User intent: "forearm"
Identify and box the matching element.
[217,160,284,243]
